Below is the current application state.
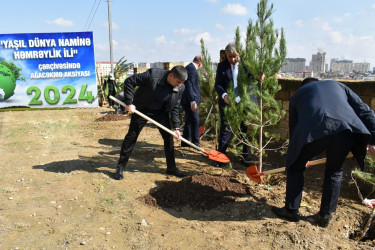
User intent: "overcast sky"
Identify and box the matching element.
[2,0,375,68]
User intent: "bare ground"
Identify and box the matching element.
[0,107,374,249]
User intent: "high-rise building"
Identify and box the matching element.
[309,51,326,73]
[280,58,306,72]
[330,58,370,73]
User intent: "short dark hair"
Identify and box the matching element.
[170,65,188,81]
[193,55,202,63]
[301,77,319,86]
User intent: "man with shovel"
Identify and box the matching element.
[114,65,187,180]
[272,77,375,227]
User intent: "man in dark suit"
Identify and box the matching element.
[115,65,188,180]
[214,43,257,166]
[181,56,202,147]
[272,77,375,227]
[103,73,119,109]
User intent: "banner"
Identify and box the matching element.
[0,32,98,108]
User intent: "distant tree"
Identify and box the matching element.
[114,56,133,91]
[198,38,219,144]
[224,0,287,172]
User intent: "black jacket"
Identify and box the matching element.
[123,68,185,129]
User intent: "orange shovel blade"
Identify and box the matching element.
[246,166,264,183]
[206,150,230,163]
[199,126,205,136]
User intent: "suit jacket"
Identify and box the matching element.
[287,80,375,168]
[182,62,200,105]
[123,68,185,129]
[214,59,256,108]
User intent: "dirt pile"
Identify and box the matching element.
[143,174,250,210]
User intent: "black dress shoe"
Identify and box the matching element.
[114,167,124,180]
[166,168,186,178]
[318,213,331,228]
[271,206,300,222]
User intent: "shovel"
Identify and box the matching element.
[199,126,205,136]
[246,153,354,183]
[110,96,230,163]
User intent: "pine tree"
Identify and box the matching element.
[198,38,219,145]
[225,0,287,172]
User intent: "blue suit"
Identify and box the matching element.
[181,62,201,146]
[285,80,375,215]
[214,59,256,157]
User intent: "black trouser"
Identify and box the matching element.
[182,103,200,146]
[107,90,116,106]
[285,130,360,215]
[117,109,176,171]
[217,103,248,156]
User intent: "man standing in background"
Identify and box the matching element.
[103,73,119,109]
[214,43,257,166]
[181,56,203,147]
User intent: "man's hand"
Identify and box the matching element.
[223,95,230,105]
[367,145,375,156]
[125,104,136,114]
[190,101,197,111]
[173,129,181,140]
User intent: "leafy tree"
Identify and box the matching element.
[114,56,133,91]
[225,0,287,172]
[198,38,219,144]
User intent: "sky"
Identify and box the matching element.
[1,0,375,68]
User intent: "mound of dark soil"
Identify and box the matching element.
[143,174,250,210]
[95,113,129,122]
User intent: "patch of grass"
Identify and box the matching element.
[32,196,48,201]
[117,191,127,201]
[5,140,35,148]
[100,198,115,206]
[96,181,109,193]
[83,129,95,137]
[353,155,375,185]
[98,197,116,214]
[5,127,27,138]
[0,107,71,112]
[352,170,375,184]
